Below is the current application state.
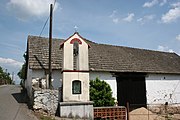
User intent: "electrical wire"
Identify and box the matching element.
[171,80,180,96]
[39,0,57,37]
[53,0,57,11]
[39,17,49,37]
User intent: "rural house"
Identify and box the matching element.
[25,32,180,107]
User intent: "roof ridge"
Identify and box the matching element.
[28,35,179,56]
[28,35,65,41]
[86,40,177,55]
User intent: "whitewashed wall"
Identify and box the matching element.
[62,33,89,71]
[63,72,89,101]
[25,64,32,99]
[90,72,117,99]
[31,69,62,89]
[25,69,62,99]
[146,74,180,104]
[52,70,62,89]
[62,33,90,102]
[89,72,180,104]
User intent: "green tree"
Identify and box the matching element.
[0,66,12,84]
[90,78,115,107]
[17,52,27,87]
[17,63,26,80]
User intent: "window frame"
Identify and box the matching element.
[72,80,81,94]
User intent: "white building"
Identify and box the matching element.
[25,32,180,106]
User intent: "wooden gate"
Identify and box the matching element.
[94,106,127,120]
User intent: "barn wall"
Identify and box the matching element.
[31,69,62,89]
[89,72,117,99]
[25,64,32,99]
[26,69,62,99]
[146,74,180,104]
[52,70,62,89]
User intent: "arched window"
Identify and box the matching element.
[72,80,81,94]
[73,41,79,70]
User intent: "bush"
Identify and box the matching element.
[90,78,115,107]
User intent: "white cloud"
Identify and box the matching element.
[0,57,23,84]
[6,0,59,21]
[110,11,134,23]
[161,2,180,23]
[171,2,180,8]
[109,10,120,24]
[143,0,167,8]
[157,45,174,53]
[160,0,167,6]
[0,57,23,68]
[112,18,119,24]
[123,13,135,22]
[176,34,180,41]
[137,14,155,24]
[109,10,117,18]
[143,0,158,8]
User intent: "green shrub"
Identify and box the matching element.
[90,78,115,107]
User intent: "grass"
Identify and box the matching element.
[34,112,56,120]
[39,115,55,120]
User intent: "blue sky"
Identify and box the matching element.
[0,0,180,83]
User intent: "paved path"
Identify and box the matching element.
[0,85,38,120]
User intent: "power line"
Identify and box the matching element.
[53,0,57,10]
[171,80,180,96]
[39,0,57,37]
[39,17,49,37]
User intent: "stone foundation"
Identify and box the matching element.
[32,88,58,115]
[148,104,180,114]
[59,101,94,119]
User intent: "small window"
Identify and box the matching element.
[73,41,79,56]
[73,41,79,70]
[72,80,81,94]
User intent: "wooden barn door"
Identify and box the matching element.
[116,73,147,108]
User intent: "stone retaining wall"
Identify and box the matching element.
[32,87,58,115]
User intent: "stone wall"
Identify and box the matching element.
[32,87,58,115]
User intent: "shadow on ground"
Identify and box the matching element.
[11,89,32,108]
[12,93,27,103]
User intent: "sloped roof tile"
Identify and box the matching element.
[27,35,180,74]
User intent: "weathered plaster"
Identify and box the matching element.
[146,74,180,104]
[63,72,89,101]
[90,71,117,99]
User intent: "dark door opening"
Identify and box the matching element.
[116,73,147,109]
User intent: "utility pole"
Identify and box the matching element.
[12,72,14,84]
[49,4,53,89]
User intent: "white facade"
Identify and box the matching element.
[25,64,32,98]
[25,67,62,99]
[61,33,90,102]
[146,74,180,104]
[90,71,117,99]
[26,62,180,105]
[63,72,89,101]
[90,72,180,104]
[26,67,180,104]
[62,33,89,71]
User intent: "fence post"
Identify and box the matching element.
[127,102,130,120]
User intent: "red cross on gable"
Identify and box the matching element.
[70,38,82,44]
